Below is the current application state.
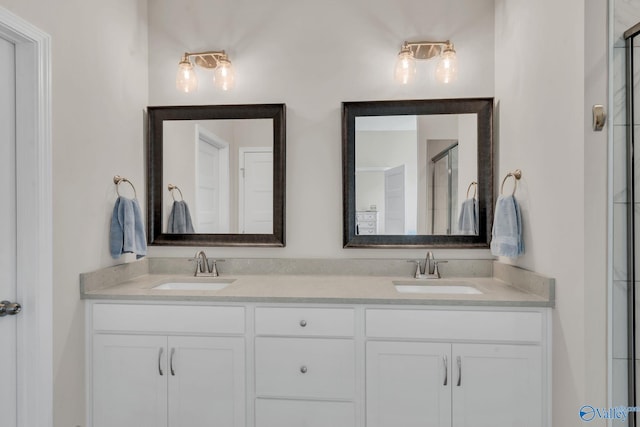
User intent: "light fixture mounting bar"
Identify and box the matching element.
[404,41,451,60]
[183,50,228,69]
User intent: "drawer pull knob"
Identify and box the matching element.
[300,366,308,374]
[299,320,307,327]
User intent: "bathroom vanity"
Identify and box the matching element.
[82,259,553,427]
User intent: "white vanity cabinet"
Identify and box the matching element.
[89,304,246,427]
[87,300,550,427]
[365,308,547,427]
[253,307,357,427]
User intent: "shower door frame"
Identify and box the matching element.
[430,142,459,235]
[625,21,640,427]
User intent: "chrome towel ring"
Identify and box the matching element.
[466,181,478,199]
[168,184,184,201]
[500,169,522,196]
[113,175,137,198]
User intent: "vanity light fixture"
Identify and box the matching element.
[176,50,235,93]
[394,40,458,85]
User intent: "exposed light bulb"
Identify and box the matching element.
[176,57,198,93]
[435,45,458,84]
[394,47,416,85]
[214,57,235,91]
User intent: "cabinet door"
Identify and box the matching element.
[366,341,451,427]
[255,399,355,427]
[452,344,543,427]
[168,336,245,427]
[92,334,168,427]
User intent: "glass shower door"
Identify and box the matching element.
[430,143,458,235]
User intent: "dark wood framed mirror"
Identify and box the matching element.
[342,98,493,248]
[147,104,286,246]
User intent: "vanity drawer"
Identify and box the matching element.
[92,303,245,335]
[356,212,377,221]
[255,337,356,399]
[357,227,375,235]
[255,399,355,427]
[366,309,543,343]
[255,307,355,337]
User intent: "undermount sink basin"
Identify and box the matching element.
[152,279,236,291]
[393,280,483,295]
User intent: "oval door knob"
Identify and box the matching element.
[300,366,308,374]
[0,301,21,317]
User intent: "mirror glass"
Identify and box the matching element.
[343,98,493,248]
[355,114,477,236]
[162,119,273,234]
[147,104,286,247]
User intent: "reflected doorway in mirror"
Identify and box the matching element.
[239,147,273,234]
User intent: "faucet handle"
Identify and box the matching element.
[432,260,448,278]
[407,260,423,278]
[210,259,225,277]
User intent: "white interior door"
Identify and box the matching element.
[196,130,229,233]
[384,165,405,234]
[239,149,273,233]
[0,34,17,427]
[197,139,221,232]
[0,9,52,427]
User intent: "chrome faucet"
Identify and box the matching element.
[192,250,224,277]
[425,251,435,275]
[408,251,447,279]
[194,250,209,275]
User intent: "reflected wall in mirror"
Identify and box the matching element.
[343,98,493,248]
[148,104,286,247]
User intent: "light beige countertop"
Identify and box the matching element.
[80,259,554,307]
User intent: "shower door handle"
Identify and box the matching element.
[0,300,21,317]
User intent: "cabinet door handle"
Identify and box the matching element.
[158,348,164,376]
[299,320,307,327]
[170,348,176,376]
[443,355,448,386]
[300,365,308,374]
[456,356,462,386]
